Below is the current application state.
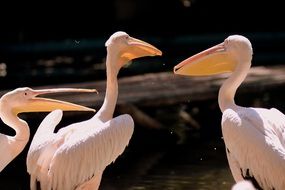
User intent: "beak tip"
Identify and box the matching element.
[87,89,98,93]
[87,108,96,112]
[173,66,180,74]
[81,108,96,112]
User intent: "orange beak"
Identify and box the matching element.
[174,43,237,76]
[13,88,97,114]
[121,37,162,61]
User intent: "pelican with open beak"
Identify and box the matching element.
[0,87,96,172]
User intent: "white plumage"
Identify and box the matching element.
[223,107,285,189]
[174,35,285,189]
[27,31,162,190]
[27,110,134,190]
[0,134,15,172]
[232,180,255,190]
[0,87,94,172]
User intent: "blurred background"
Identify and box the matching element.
[0,0,285,189]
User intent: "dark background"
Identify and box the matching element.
[0,0,284,42]
[0,0,285,189]
[0,0,284,89]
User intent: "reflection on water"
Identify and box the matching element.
[100,136,235,190]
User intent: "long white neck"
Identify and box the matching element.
[0,109,30,171]
[218,61,251,112]
[95,49,125,122]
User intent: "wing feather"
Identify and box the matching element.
[27,109,63,190]
[48,114,134,190]
[222,107,285,189]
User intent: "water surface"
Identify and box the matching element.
[100,137,235,190]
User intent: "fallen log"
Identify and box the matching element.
[1,65,285,109]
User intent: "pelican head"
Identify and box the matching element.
[105,31,162,66]
[174,35,253,76]
[0,87,96,116]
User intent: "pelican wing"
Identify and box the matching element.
[47,114,134,190]
[0,134,15,172]
[27,109,63,190]
[222,107,285,189]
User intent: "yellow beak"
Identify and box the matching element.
[121,37,162,60]
[174,43,237,76]
[13,88,97,114]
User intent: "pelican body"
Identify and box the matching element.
[27,31,162,190]
[0,87,95,172]
[174,35,285,189]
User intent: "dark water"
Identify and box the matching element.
[1,91,282,190]
[0,111,236,190]
[99,130,235,190]
[0,132,234,190]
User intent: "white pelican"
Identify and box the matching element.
[174,35,285,189]
[0,87,95,172]
[27,31,162,190]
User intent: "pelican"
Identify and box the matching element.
[27,31,162,190]
[0,87,95,172]
[174,35,285,189]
